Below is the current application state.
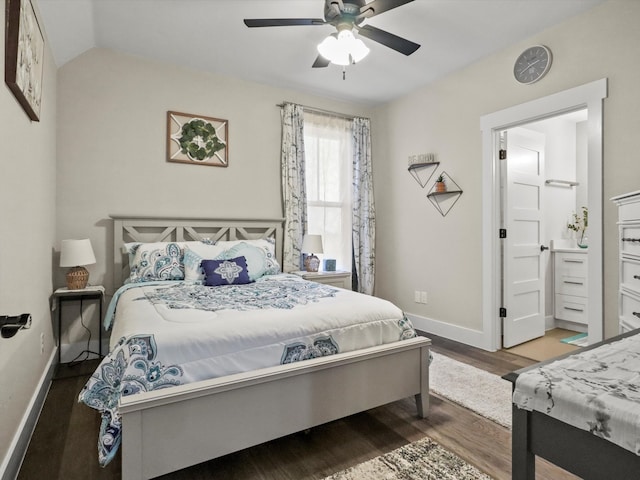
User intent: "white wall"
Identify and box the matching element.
[372,0,640,343]
[0,2,57,472]
[55,48,373,351]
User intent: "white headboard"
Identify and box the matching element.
[111,216,284,291]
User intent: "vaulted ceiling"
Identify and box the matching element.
[38,0,604,106]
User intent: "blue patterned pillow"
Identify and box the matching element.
[128,242,185,283]
[202,257,251,286]
[183,244,226,282]
[221,241,280,281]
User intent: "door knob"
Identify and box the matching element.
[540,245,549,252]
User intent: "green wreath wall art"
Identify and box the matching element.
[167,111,228,167]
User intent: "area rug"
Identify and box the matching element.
[322,436,491,480]
[430,352,512,428]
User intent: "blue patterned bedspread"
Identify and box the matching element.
[79,274,415,466]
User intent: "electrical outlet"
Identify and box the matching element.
[421,291,428,304]
[414,290,421,303]
[40,332,45,355]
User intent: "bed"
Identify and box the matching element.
[503,328,640,480]
[81,216,431,480]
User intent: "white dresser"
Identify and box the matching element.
[612,191,640,333]
[554,249,588,325]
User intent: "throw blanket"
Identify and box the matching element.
[513,333,640,455]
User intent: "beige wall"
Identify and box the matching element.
[55,48,373,349]
[0,2,57,470]
[372,0,640,342]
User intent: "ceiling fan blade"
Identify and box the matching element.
[312,55,331,68]
[244,18,326,27]
[357,24,420,56]
[359,0,414,18]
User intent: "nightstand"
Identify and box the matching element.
[292,271,352,289]
[53,285,105,364]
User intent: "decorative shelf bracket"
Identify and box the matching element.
[426,171,463,217]
[408,161,439,188]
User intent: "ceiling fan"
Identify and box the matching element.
[243,0,420,69]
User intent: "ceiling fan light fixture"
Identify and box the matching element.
[317,29,369,66]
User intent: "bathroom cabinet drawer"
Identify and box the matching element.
[554,253,587,277]
[554,294,588,325]
[555,275,588,297]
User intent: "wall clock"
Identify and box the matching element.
[513,45,552,84]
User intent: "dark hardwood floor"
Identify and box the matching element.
[17,333,579,480]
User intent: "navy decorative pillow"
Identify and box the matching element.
[202,256,251,286]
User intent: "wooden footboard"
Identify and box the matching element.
[119,336,430,480]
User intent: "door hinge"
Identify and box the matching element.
[499,149,507,160]
[499,228,507,239]
[499,307,507,318]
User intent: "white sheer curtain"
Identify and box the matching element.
[352,117,375,295]
[280,103,307,273]
[303,111,353,272]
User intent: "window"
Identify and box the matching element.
[304,111,352,271]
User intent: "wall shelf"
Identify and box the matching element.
[408,161,439,188]
[426,171,463,216]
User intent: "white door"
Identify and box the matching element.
[502,128,546,348]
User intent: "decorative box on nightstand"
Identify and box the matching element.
[292,270,352,289]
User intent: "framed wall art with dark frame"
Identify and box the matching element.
[5,0,45,122]
[167,111,229,167]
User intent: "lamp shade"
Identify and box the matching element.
[60,239,96,267]
[301,234,323,254]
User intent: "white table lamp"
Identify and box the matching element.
[60,239,96,290]
[302,234,323,272]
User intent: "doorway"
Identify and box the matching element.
[501,110,588,350]
[479,78,607,352]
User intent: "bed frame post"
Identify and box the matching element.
[512,404,535,480]
[121,410,144,480]
[414,343,430,418]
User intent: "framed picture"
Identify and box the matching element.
[167,111,229,167]
[5,0,45,121]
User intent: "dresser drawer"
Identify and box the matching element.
[554,253,587,277]
[621,258,640,296]
[621,224,640,258]
[555,294,588,324]
[620,290,640,331]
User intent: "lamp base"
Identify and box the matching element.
[304,254,320,273]
[66,266,89,290]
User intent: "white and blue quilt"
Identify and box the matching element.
[78,274,416,466]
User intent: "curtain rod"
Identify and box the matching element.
[276,102,368,121]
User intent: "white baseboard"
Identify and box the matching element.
[0,349,56,480]
[406,312,493,351]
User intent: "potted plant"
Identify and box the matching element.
[435,174,446,193]
[567,206,588,248]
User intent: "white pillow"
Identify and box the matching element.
[184,239,281,283]
[183,243,226,282]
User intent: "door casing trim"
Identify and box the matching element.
[480,78,607,351]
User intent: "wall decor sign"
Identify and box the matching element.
[5,0,45,121]
[167,111,228,167]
